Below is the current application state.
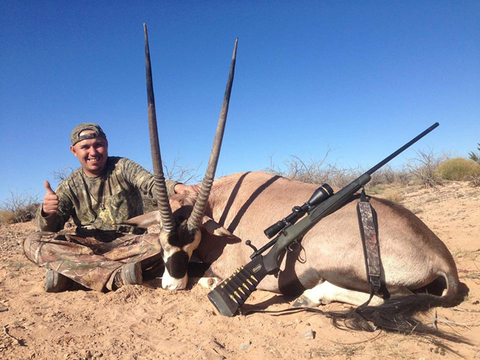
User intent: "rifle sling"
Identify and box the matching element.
[356,189,389,306]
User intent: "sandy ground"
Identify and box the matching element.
[0,181,479,359]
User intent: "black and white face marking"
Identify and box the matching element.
[159,222,202,290]
[165,251,189,279]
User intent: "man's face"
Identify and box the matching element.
[70,130,108,177]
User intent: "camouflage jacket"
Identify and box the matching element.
[36,157,178,234]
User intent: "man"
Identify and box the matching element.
[23,122,197,293]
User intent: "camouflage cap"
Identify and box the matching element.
[70,123,107,146]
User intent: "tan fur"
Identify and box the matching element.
[193,171,460,305]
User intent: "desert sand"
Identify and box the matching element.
[0,181,479,359]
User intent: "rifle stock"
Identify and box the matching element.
[207,256,269,317]
[208,123,439,316]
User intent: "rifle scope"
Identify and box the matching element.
[264,183,334,239]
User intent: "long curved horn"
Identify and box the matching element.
[187,38,238,231]
[144,23,175,232]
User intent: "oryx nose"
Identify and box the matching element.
[161,274,188,290]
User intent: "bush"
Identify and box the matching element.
[266,153,363,187]
[0,210,15,225]
[370,167,411,187]
[1,191,40,224]
[268,155,414,189]
[382,189,404,203]
[469,173,480,187]
[435,158,480,181]
[52,167,74,182]
[406,149,445,188]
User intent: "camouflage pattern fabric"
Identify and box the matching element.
[29,157,177,291]
[23,229,162,292]
[36,157,178,233]
[70,122,107,145]
[357,197,382,294]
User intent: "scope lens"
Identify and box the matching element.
[308,184,334,207]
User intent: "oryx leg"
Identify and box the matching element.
[186,263,222,289]
[293,281,384,307]
[196,276,222,289]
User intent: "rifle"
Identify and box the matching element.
[208,122,439,316]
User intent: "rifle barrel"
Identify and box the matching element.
[366,122,439,175]
[275,122,440,263]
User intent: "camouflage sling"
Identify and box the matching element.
[356,189,389,303]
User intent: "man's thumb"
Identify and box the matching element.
[44,181,56,195]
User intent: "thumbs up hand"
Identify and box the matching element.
[42,181,59,215]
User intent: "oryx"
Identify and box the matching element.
[138,170,464,334]
[137,27,464,335]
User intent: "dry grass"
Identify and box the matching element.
[381,189,404,203]
[0,191,39,225]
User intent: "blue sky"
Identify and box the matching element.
[1,1,479,204]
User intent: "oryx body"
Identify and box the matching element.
[191,171,460,309]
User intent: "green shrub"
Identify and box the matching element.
[469,143,480,163]
[435,157,480,181]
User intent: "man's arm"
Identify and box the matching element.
[36,181,72,232]
[122,158,198,198]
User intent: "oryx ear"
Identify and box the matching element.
[122,211,160,228]
[202,216,233,236]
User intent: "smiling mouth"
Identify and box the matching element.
[87,157,101,163]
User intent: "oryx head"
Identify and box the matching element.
[141,24,237,290]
